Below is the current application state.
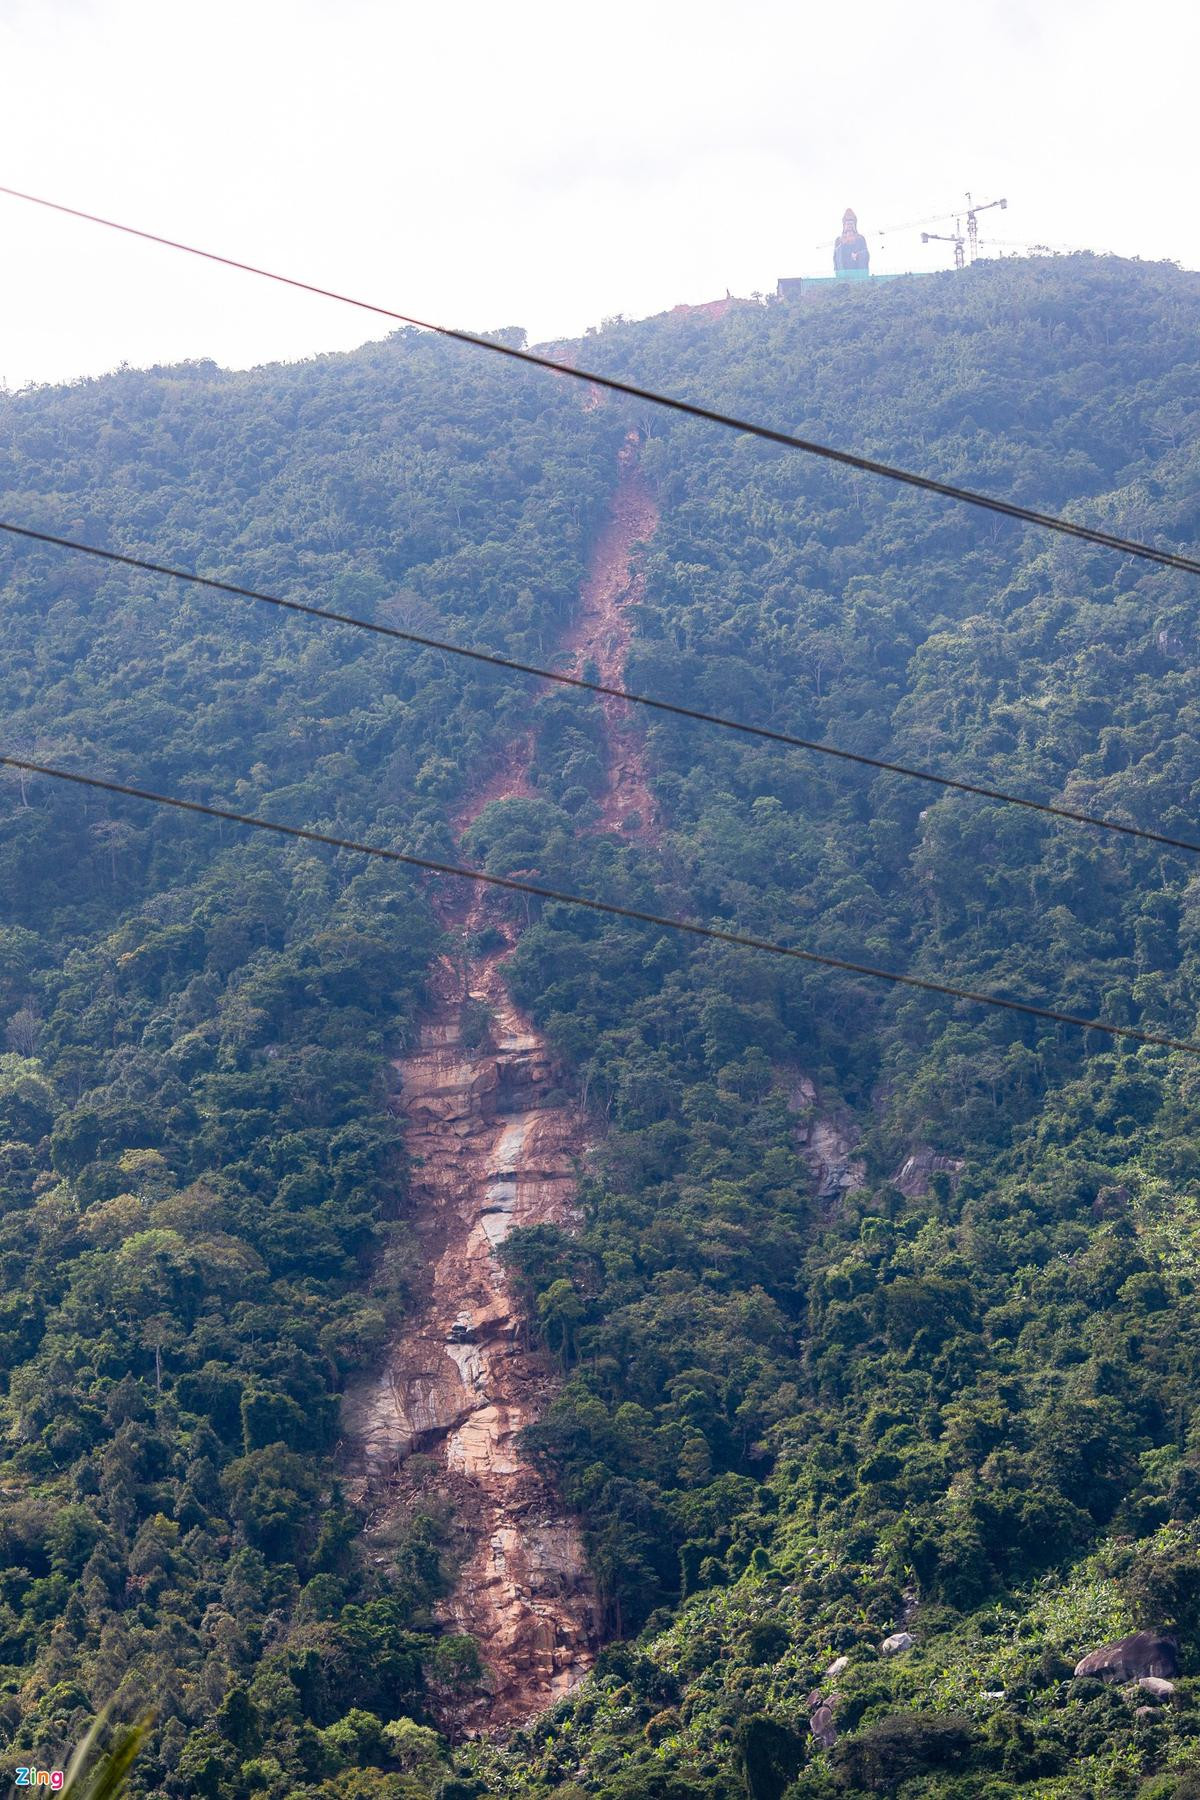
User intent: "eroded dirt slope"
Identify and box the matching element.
[345,432,657,1734]
[562,430,660,834]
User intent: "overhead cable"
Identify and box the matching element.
[3,182,1200,581]
[2,751,1196,1057]
[4,516,1199,861]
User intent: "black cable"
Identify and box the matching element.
[3,751,1196,1056]
[3,181,1200,581]
[5,515,1199,862]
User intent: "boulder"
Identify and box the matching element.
[809,1701,837,1750]
[881,1631,914,1656]
[824,1654,850,1679]
[1137,1676,1176,1701]
[1073,1632,1179,1683]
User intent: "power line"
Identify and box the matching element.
[5,186,1200,858]
[4,182,1200,582]
[5,515,1200,863]
[3,750,1196,1057]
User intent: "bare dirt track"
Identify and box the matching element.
[345,431,658,1735]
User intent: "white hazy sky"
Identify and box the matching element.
[0,0,1195,391]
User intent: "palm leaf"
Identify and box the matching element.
[62,1708,151,1799]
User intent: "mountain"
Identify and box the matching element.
[1,254,1200,1798]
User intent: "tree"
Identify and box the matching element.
[735,1714,807,1800]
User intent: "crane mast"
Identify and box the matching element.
[965,193,1007,260]
[923,228,965,270]
[921,193,1007,268]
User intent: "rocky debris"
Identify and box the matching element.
[881,1632,915,1656]
[893,1145,965,1197]
[345,436,660,1737]
[1137,1676,1176,1701]
[824,1654,850,1679]
[344,946,598,1733]
[446,1506,598,1732]
[1073,1632,1179,1683]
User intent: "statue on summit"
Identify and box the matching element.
[833,208,870,274]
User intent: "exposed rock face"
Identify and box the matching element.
[893,1146,965,1197]
[344,940,598,1732]
[784,1073,865,1199]
[344,431,658,1736]
[1073,1632,1179,1682]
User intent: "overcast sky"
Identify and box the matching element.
[0,0,1194,391]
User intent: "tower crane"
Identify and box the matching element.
[813,193,1008,271]
[921,193,1007,267]
[963,193,1007,261]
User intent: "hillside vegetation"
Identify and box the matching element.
[1,255,1200,1797]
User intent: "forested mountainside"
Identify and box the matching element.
[2,255,1200,1798]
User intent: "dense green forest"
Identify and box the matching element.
[2,255,1200,1797]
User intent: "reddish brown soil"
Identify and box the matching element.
[344,898,595,1734]
[344,428,659,1737]
[452,735,537,839]
[561,431,660,836]
[668,296,742,320]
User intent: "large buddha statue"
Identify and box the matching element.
[833,208,870,274]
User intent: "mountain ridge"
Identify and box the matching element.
[2,254,1200,1796]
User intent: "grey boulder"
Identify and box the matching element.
[809,1704,837,1750]
[808,1693,840,1750]
[1073,1632,1179,1683]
